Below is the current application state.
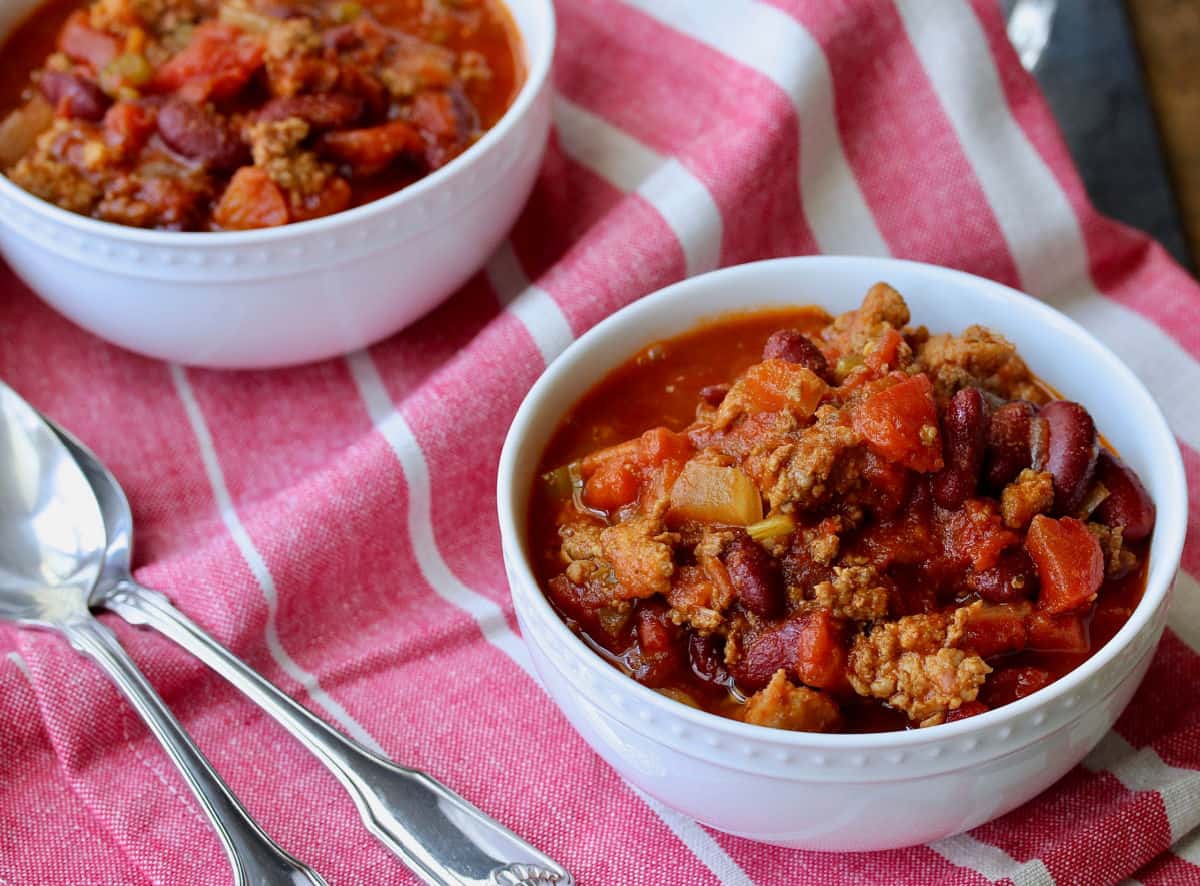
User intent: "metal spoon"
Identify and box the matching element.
[46,416,573,886]
[0,383,326,886]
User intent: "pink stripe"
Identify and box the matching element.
[968,768,1171,885]
[1114,631,1200,769]
[765,0,1022,287]
[967,0,1200,363]
[0,656,150,884]
[1136,851,1200,885]
[711,831,985,885]
[188,334,725,884]
[554,0,818,264]
[509,148,687,335]
[1176,442,1200,576]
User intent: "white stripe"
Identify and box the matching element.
[898,2,1200,873]
[5,651,30,680]
[485,241,574,365]
[1168,571,1200,655]
[929,833,1055,885]
[895,0,1200,454]
[348,351,756,886]
[1084,732,1200,842]
[554,94,723,277]
[169,364,384,755]
[1173,822,1200,867]
[622,0,889,257]
[346,351,534,671]
[358,282,756,886]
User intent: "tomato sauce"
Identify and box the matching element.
[0,0,523,229]
[529,293,1153,733]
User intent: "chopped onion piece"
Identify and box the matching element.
[668,461,763,526]
[1075,481,1110,520]
[0,96,53,168]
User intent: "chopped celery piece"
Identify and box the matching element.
[746,512,796,542]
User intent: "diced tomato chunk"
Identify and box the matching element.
[213,167,289,231]
[151,22,264,102]
[288,175,352,222]
[945,700,989,723]
[581,427,692,512]
[794,609,846,691]
[319,119,420,176]
[1026,515,1104,615]
[983,666,1053,707]
[103,102,156,156]
[1025,610,1090,653]
[941,498,1020,572]
[852,373,943,472]
[734,359,828,417]
[59,10,120,69]
[583,459,639,511]
[638,427,692,467]
[961,603,1028,658]
[857,448,911,514]
[864,327,904,374]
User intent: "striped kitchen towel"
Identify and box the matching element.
[2,1,1198,884]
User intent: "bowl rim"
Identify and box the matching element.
[497,255,1189,751]
[0,0,556,245]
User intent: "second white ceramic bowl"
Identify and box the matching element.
[0,0,554,368]
[497,256,1187,851]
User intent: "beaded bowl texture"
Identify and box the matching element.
[497,256,1187,851]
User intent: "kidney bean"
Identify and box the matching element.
[157,98,247,171]
[968,547,1039,603]
[1093,450,1156,541]
[633,603,683,687]
[932,387,988,509]
[762,329,830,380]
[688,633,729,684]
[722,533,784,618]
[39,70,109,122]
[699,383,729,407]
[728,617,805,690]
[1039,401,1098,515]
[984,401,1035,491]
[258,93,364,129]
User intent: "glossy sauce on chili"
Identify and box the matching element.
[531,302,1151,733]
[0,0,522,229]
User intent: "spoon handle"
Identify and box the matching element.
[62,616,327,886]
[104,581,573,886]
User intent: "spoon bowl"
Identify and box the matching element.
[0,381,326,886]
[45,415,573,886]
[0,383,103,625]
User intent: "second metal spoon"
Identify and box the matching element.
[50,418,573,886]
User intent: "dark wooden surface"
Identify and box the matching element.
[1127,0,1200,268]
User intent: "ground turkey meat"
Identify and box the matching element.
[742,669,841,732]
[249,117,328,195]
[1001,468,1054,529]
[915,325,1043,403]
[1088,522,1137,580]
[7,121,104,214]
[810,565,889,621]
[822,282,911,362]
[847,604,991,726]
[600,515,676,599]
[749,405,861,512]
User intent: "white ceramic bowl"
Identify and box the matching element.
[0,0,554,369]
[497,256,1187,851]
